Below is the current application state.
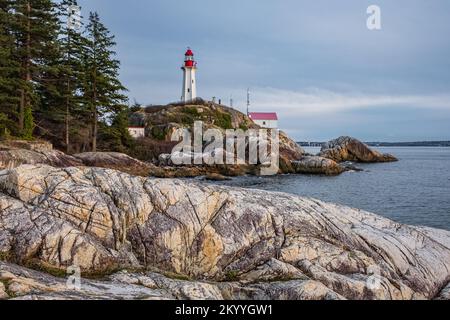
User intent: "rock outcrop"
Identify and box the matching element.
[73,152,166,177]
[1,164,449,300]
[292,156,344,175]
[436,282,450,300]
[134,100,302,165]
[0,140,82,170]
[319,136,398,163]
[3,134,386,179]
[0,261,342,300]
[0,141,171,178]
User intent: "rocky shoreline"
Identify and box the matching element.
[0,162,449,300]
[1,135,397,179]
[1,101,397,179]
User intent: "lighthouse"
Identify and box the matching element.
[181,48,197,102]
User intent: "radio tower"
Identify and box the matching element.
[246,88,250,116]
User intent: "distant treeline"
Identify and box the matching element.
[297,141,450,147]
[365,141,450,147]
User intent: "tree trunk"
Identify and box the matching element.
[92,107,97,152]
[92,71,97,152]
[19,90,24,130]
[26,2,31,84]
[19,2,32,133]
[65,34,71,153]
[65,90,70,152]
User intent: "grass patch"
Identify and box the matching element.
[24,260,67,278]
[0,251,11,262]
[23,259,124,280]
[168,113,195,126]
[224,270,240,281]
[162,270,191,281]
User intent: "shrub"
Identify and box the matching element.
[181,106,200,117]
[214,112,232,129]
[22,106,35,140]
[151,126,167,140]
[225,270,240,281]
[239,122,249,131]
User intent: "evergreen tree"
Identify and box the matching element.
[98,107,134,153]
[43,0,87,152]
[0,0,20,136]
[0,2,130,151]
[11,0,61,138]
[82,12,128,151]
[111,106,134,149]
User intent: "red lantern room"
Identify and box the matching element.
[184,48,196,68]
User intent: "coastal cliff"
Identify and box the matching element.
[1,164,449,300]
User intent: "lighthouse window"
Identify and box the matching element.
[187,89,190,93]
[192,80,194,84]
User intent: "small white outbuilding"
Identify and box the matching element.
[248,112,278,129]
[128,127,145,139]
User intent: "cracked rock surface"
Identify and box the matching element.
[0,164,449,300]
[0,142,82,170]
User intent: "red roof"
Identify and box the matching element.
[185,48,194,56]
[248,112,278,121]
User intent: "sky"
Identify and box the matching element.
[76,0,450,141]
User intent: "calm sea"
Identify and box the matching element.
[206,147,450,231]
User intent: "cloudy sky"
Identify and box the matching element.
[77,0,450,141]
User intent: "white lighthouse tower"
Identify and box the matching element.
[181,48,197,102]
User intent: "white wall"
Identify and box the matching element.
[182,67,197,102]
[128,128,145,139]
[253,119,278,129]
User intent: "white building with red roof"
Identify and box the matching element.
[248,112,278,129]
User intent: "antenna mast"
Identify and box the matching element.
[246,88,250,116]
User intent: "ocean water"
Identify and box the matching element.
[206,147,450,231]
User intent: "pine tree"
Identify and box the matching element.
[12,0,62,138]
[45,0,87,152]
[111,106,134,149]
[98,107,135,153]
[82,12,128,151]
[0,0,20,136]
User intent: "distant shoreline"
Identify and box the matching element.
[298,141,450,147]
